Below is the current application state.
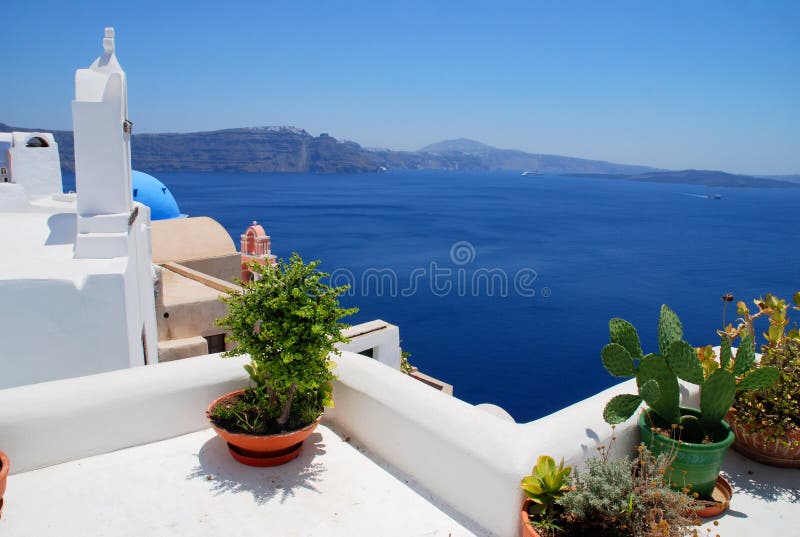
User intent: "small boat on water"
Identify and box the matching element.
[521,170,539,176]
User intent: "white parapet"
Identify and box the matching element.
[0,347,672,536]
[338,319,402,369]
[7,132,62,198]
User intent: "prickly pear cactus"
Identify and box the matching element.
[602,303,779,438]
[700,368,736,432]
[657,305,683,356]
[637,353,680,424]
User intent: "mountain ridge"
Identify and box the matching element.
[1,122,796,188]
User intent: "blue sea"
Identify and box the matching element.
[65,171,800,422]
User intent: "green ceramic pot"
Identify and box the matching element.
[638,407,734,499]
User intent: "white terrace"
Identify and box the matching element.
[1,351,797,536]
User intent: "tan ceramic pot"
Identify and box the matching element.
[727,410,800,468]
[0,450,9,519]
[207,390,320,467]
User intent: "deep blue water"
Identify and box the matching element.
[65,171,800,422]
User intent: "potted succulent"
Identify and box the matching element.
[721,293,800,467]
[0,450,8,519]
[208,253,356,466]
[520,443,701,537]
[519,455,571,536]
[600,305,778,499]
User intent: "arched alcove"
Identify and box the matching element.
[25,136,50,148]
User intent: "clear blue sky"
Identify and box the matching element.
[3,1,798,174]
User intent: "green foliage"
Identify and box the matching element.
[520,456,572,520]
[609,318,643,359]
[657,304,683,356]
[602,343,637,377]
[636,352,680,424]
[736,341,800,443]
[212,253,357,433]
[554,443,697,537]
[600,305,778,443]
[699,369,736,432]
[399,344,414,375]
[604,394,643,424]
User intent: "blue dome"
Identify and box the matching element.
[131,170,183,220]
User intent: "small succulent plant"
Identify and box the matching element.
[601,305,779,442]
[520,455,572,520]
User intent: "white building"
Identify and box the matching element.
[0,28,158,389]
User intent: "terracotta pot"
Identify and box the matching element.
[520,500,545,537]
[726,410,800,468]
[0,450,9,520]
[207,390,320,467]
[690,475,732,519]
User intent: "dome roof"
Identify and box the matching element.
[132,170,183,220]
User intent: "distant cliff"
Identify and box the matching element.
[1,123,796,188]
[573,169,800,189]
[0,123,658,175]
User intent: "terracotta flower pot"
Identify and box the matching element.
[207,390,320,467]
[520,500,545,537]
[726,410,800,468]
[0,450,9,519]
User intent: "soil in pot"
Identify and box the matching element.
[207,391,321,467]
[639,407,734,500]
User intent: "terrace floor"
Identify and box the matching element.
[3,425,486,537]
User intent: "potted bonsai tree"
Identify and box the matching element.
[600,305,778,499]
[208,253,356,467]
[0,449,8,519]
[722,292,800,467]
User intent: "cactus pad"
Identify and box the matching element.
[737,366,779,390]
[601,343,636,377]
[700,368,736,431]
[603,394,643,424]
[609,318,643,359]
[732,331,755,376]
[639,379,660,405]
[658,305,683,356]
[719,336,732,370]
[637,353,680,424]
[666,340,705,385]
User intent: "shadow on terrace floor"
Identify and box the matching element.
[723,452,800,504]
[186,432,326,505]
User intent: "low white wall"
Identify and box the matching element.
[0,354,248,473]
[0,350,701,537]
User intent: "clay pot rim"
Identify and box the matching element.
[206,389,321,440]
[691,475,732,519]
[0,450,8,478]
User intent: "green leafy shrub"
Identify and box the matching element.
[730,292,800,445]
[557,444,697,537]
[601,305,778,443]
[522,443,703,537]
[211,253,356,434]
